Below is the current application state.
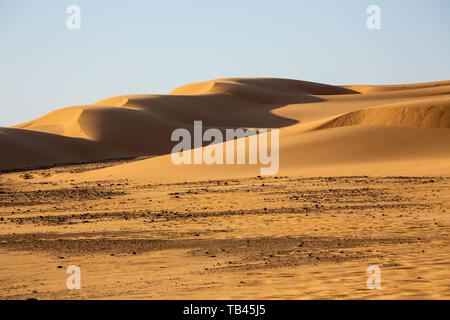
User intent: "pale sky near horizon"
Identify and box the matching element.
[0,0,449,126]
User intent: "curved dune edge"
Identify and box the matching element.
[343,80,450,94]
[170,78,360,96]
[1,77,450,176]
[316,98,450,130]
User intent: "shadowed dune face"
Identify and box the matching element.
[0,127,111,170]
[1,77,450,175]
[95,92,308,128]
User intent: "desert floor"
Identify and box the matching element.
[1,162,449,299]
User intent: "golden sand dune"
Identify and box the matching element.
[2,78,450,179]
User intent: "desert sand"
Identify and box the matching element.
[0,78,449,299]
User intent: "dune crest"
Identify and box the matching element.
[317,98,450,130]
[170,78,359,96]
[343,80,450,94]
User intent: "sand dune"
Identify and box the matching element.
[2,78,450,180]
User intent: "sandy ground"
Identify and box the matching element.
[1,163,449,299]
[1,78,449,299]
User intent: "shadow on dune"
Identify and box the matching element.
[74,91,325,158]
[1,78,359,171]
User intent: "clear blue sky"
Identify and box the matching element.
[1,0,449,126]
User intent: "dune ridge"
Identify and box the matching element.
[1,78,449,180]
[343,79,450,94]
[316,97,450,130]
